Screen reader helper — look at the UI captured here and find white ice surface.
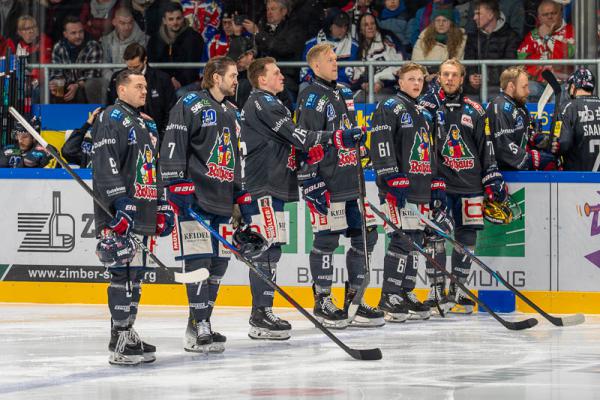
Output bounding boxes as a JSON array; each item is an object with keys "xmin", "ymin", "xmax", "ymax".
[{"xmin": 1, "ymin": 304, "xmax": 599, "ymax": 400}]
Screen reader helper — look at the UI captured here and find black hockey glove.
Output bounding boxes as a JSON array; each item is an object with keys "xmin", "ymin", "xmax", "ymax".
[
  {"xmin": 333, "ymin": 127, "xmax": 366, "ymax": 150},
  {"xmin": 166, "ymin": 179, "xmax": 196, "ymax": 217},
  {"xmin": 302, "ymin": 176, "xmax": 330, "ymax": 216},
  {"xmin": 384, "ymin": 173, "xmax": 409, "ymax": 209},
  {"xmin": 482, "ymin": 168, "xmax": 508, "ymax": 202},
  {"xmin": 155, "ymin": 199, "xmax": 175, "ymax": 237},
  {"xmin": 109, "ymin": 197, "xmax": 137, "ymax": 236},
  {"xmin": 430, "ymin": 177, "xmax": 447, "ymax": 211}
]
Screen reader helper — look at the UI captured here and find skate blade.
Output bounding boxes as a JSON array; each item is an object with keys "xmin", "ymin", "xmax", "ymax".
[
  {"xmin": 184, "ymin": 344, "xmax": 211, "ymax": 354},
  {"xmin": 349, "ymin": 316, "xmax": 386, "ymax": 328},
  {"xmin": 408, "ymin": 311, "xmax": 431, "ymax": 320},
  {"xmin": 142, "ymin": 352, "xmax": 156, "ymax": 363},
  {"xmin": 208, "ymin": 343, "xmax": 225, "ymax": 353},
  {"xmin": 449, "ymin": 304, "xmax": 474, "ymax": 314},
  {"xmin": 248, "ymin": 326, "xmax": 291, "ymax": 340},
  {"xmin": 108, "ymin": 354, "xmax": 143, "ymax": 366},
  {"xmin": 383, "ymin": 312, "xmax": 408, "ymax": 323},
  {"xmin": 314, "ymin": 316, "xmax": 348, "ymax": 329}
]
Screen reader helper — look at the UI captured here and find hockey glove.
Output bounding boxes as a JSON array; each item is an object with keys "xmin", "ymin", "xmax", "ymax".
[
  {"xmin": 235, "ymin": 190, "xmax": 252, "ymax": 205},
  {"xmin": 430, "ymin": 177, "xmax": 447, "ymax": 211},
  {"xmin": 302, "ymin": 176, "xmax": 330, "ymax": 216},
  {"xmin": 307, "ymin": 144, "xmax": 325, "ymax": 165},
  {"xmin": 527, "ymin": 149, "xmax": 557, "ymax": 171},
  {"xmin": 109, "ymin": 197, "xmax": 137, "ymax": 236},
  {"xmin": 482, "ymin": 167, "xmax": 508, "ymax": 202},
  {"xmin": 429, "ymin": 208, "xmax": 455, "ymax": 237},
  {"xmin": 384, "ymin": 173, "xmax": 409, "ymax": 209},
  {"xmin": 23, "ymin": 147, "xmax": 50, "ymax": 168},
  {"xmin": 333, "ymin": 127, "xmax": 366, "ymax": 150},
  {"xmin": 419, "ymin": 77, "xmax": 446, "ymax": 112},
  {"xmin": 155, "ymin": 199, "xmax": 175, "ymax": 237},
  {"xmin": 166, "ymin": 179, "xmax": 196, "ymax": 217}
]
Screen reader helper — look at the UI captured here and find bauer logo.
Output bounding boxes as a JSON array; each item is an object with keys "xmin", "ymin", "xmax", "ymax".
[{"xmin": 17, "ymin": 191, "xmax": 75, "ymax": 253}]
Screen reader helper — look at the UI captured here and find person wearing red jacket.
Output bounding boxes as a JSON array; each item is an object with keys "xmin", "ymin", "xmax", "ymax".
[{"xmin": 8, "ymin": 16, "xmax": 53, "ymax": 85}]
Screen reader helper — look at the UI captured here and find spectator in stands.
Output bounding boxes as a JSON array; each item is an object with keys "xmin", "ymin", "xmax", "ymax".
[
  {"xmin": 61, "ymin": 106, "xmax": 102, "ymax": 168},
  {"xmin": 101, "ymin": 7, "xmax": 147, "ymax": 80},
  {"xmin": 300, "ymin": 8, "xmax": 358, "ymax": 88},
  {"xmin": 352, "ymin": 13, "xmax": 403, "ymax": 102},
  {"xmin": 80, "ymin": 0, "xmax": 120, "ymax": 41},
  {"xmin": 463, "ymin": 0, "xmax": 520, "ymax": 100},
  {"xmin": 35, "ymin": 0, "xmax": 85, "ymax": 44},
  {"xmin": 50, "ymin": 16, "xmax": 104, "ymax": 104},
  {"xmin": 408, "ymin": 0, "xmax": 460, "ymax": 47},
  {"xmin": 9, "ymin": 15, "xmax": 52, "ymax": 104},
  {"xmin": 181, "ymin": 0, "xmax": 222, "ymax": 42},
  {"xmin": 345, "ymin": 0, "xmax": 377, "ymax": 40},
  {"xmin": 412, "ymin": 7, "xmax": 466, "ymax": 73},
  {"xmin": 245, "ymin": 0, "xmax": 304, "ymax": 99},
  {"xmin": 0, "ymin": 118, "xmax": 50, "ymax": 169},
  {"xmin": 465, "ymin": 0, "xmax": 526, "ymax": 39},
  {"xmin": 107, "ymin": 43, "xmax": 176, "ymax": 137},
  {"xmin": 225, "ymin": 33, "xmax": 256, "ymax": 108},
  {"xmin": 0, "ymin": 0, "xmax": 27, "ymax": 42},
  {"xmin": 127, "ymin": 0, "xmax": 165, "ymax": 36},
  {"xmin": 517, "ymin": 0, "xmax": 574, "ymax": 101},
  {"xmin": 205, "ymin": 9, "xmax": 252, "ymax": 60},
  {"xmin": 377, "ymin": 0, "xmax": 410, "ymax": 48},
  {"xmin": 147, "ymin": 2, "xmax": 204, "ymax": 95}
]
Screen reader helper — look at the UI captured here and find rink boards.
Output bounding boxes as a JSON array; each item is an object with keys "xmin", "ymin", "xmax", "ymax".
[{"xmin": 1, "ymin": 169, "xmax": 600, "ymax": 313}]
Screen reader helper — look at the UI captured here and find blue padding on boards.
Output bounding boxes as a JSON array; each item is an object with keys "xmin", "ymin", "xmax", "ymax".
[{"xmin": 477, "ymin": 290, "xmax": 515, "ymax": 313}]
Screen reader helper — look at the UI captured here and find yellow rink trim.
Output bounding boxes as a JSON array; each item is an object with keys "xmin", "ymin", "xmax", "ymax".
[{"xmin": 0, "ymin": 281, "xmax": 598, "ymax": 314}]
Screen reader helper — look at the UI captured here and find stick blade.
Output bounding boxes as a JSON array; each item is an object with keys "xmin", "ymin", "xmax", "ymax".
[
  {"xmin": 555, "ymin": 313, "xmax": 585, "ymax": 327},
  {"xmin": 173, "ymin": 268, "xmax": 209, "ymax": 284},
  {"xmin": 506, "ymin": 317, "xmax": 539, "ymax": 331},
  {"xmin": 349, "ymin": 348, "xmax": 383, "ymax": 361}
]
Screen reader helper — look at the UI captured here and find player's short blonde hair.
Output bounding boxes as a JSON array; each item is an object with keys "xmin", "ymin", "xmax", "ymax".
[
  {"xmin": 397, "ymin": 62, "xmax": 427, "ymax": 79},
  {"xmin": 500, "ymin": 66, "xmax": 528, "ymax": 90},
  {"xmin": 439, "ymin": 58, "xmax": 466, "ymax": 77},
  {"xmin": 307, "ymin": 43, "xmax": 335, "ymax": 69}
]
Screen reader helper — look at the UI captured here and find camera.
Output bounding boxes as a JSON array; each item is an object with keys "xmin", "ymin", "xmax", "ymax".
[{"xmin": 234, "ymin": 15, "xmax": 248, "ymax": 25}]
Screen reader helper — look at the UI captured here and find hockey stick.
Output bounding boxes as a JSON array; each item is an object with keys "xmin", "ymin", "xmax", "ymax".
[
  {"xmin": 542, "ymin": 69, "xmax": 563, "ymax": 159},
  {"xmin": 8, "ymin": 107, "xmax": 208, "ymax": 284},
  {"xmin": 408, "ymin": 203, "xmax": 584, "ymax": 327},
  {"xmin": 536, "ymin": 83, "xmax": 553, "ymax": 136},
  {"xmin": 346, "ymin": 139, "xmax": 370, "ymax": 321},
  {"xmin": 187, "ymin": 208, "xmax": 383, "ymax": 361},
  {"xmin": 368, "ymin": 202, "xmax": 538, "ymax": 331}
]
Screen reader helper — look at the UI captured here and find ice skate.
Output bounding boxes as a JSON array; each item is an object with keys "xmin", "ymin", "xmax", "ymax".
[{"xmin": 248, "ymin": 307, "xmax": 291, "ymax": 340}]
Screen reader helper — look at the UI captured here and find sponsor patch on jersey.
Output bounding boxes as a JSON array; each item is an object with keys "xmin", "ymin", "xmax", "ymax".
[
  {"xmin": 345, "ymin": 98, "xmax": 355, "ymax": 112},
  {"xmin": 340, "ymin": 87, "xmax": 353, "ymax": 98},
  {"xmin": 316, "ymin": 95, "xmax": 328, "ymax": 112},
  {"xmin": 263, "ymin": 94, "xmax": 275, "ymax": 102},
  {"xmin": 484, "ymin": 117, "xmax": 491, "ymax": 136},
  {"xmin": 326, "ymin": 103, "xmax": 336, "ymax": 121},
  {"xmin": 134, "ymin": 144, "xmax": 157, "ymax": 200},
  {"xmin": 127, "ymin": 127, "xmax": 137, "ymax": 145},
  {"xmin": 110, "ymin": 109, "xmax": 123, "ymax": 121},
  {"xmin": 201, "ymin": 108, "xmax": 217, "ymax": 127},
  {"xmin": 401, "ymin": 112, "xmax": 413, "ymax": 127},
  {"xmin": 122, "ymin": 116, "xmax": 132, "ymax": 127},
  {"xmin": 183, "ymin": 92, "xmax": 200, "ymax": 105},
  {"xmin": 461, "ymin": 114, "xmax": 473, "ymax": 128},
  {"xmin": 305, "ymin": 93, "xmax": 318, "ymax": 109},
  {"xmin": 206, "ymin": 127, "xmax": 235, "ymax": 182},
  {"xmin": 442, "ymin": 124, "xmax": 475, "ymax": 171},
  {"xmin": 503, "ymin": 102, "xmax": 513, "ymax": 113},
  {"xmin": 393, "ymin": 103, "xmax": 405, "ymax": 115},
  {"xmin": 383, "ymin": 98, "xmax": 396, "ymax": 108},
  {"xmin": 408, "ymin": 127, "xmax": 432, "ymax": 175},
  {"xmin": 515, "ymin": 115, "xmax": 524, "ymax": 130},
  {"xmin": 464, "ymin": 97, "xmax": 484, "ymax": 115}
]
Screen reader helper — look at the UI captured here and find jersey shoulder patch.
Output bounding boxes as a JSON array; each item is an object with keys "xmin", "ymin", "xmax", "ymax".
[
  {"xmin": 182, "ymin": 92, "xmax": 200, "ymax": 106},
  {"xmin": 463, "ymin": 97, "xmax": 485, "ymax": 115},
  {"xmin": 109, "ymin": 108, "xmax": 123, "ymax": 122},
  {"xmin": 502, "ymin": 101, "xmax": 513, "ymax": 114},
  {"xmin": 303, "ymin": 92, "xmax": 319, "ymax": 109},
  {"xmin": 339, "ymin": 86, "xmax": 353, "ymax": 99}
]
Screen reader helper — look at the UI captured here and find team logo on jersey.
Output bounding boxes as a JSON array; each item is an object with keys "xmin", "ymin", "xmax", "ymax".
[
  {"xmin": 515, "ymin": 115, "xmax": 524, "ymax": 130},
  {"xmin": 135, "ymin": 144, "xmax": 157, "ymax": 200},
  {"xmin": 337, "ymin": 148, "xmax": 358, "ymax": 167},
  {"xmin": 326, "ymin": 103, "xmax": 336, "ymax": 121},
  {"xmin": 442, "ymin": 124, "xmax": 475, "ymax": 171},
  {"xmin": 127, "ymin": 128, "xmax": 137, "ymax": 145},
  {"xmin": 401, "ymin": 112, "xmax": 413, "ymax": 127},
  {"xmin": 206, "ymin": 127, "xmax": 235, "ymax": 182},
  {"xmin": 287, "ymin": 146, "xmax": 297, "ymax": 171},
  {"xmin": 409, "ymin": 127, "xmax": 432, "ymax": 175},
  {"xmin": 201, "ymin": 109, "xmax": 217, "ymax": 127}
]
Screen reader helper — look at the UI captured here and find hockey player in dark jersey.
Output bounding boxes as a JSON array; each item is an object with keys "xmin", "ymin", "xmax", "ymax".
[
  {"xmin": 418, "ymin": 59, "xmax": 506, "ymax": 314},
  {"xmin": 92, "ymin": 70, "xmax": 174, "ymax": 366},
  {"xmin": 487, "ymin": 66, "xmax": 556, "ymax": 171},
  {"xmin": 296, "ymin": 43, "xmax": 384, "ymax": 329},
  {"xmin": 160, "ymin": 56, "xmax": 243, "ymax": 353},
  {"xmin": 240, "ymin": 56, "xmax": 366, "ymax": 338},
  {"xmin": 556, "ymin": 67, "xmax": 600, "ymax": 171},
  {"xmin": 0, "ymin": 117, "xmax": 51, "ymax": 168},
  {"xmin": 370, "ymin": 62, "xmax": 448, "ymax": 322}
]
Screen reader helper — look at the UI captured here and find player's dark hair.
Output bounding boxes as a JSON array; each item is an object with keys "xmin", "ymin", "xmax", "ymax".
[
  {"xmin": 116, "ymin": 69, "xmax": 144, "ymax": 89},
  {"xmin": 162, "ymin": 2, "xmax": 183, "ymax": 17},
  {"xmin": 63, "ymin": 15, "xmax": 82, "ymax": 31},
  {"xmin": 201, "ymin": 56, "xmax": 236, "ymax": 89},
  {"xmin": 473, "ymin": 0, "xmax": 500, "ymax": 19},
  {"xmin": 248, "ymin": 57, "xmax": 276, "ymax": 88},
  {"xmin": 123, "ymin": 43, "xmax": 147, "ymax": 62}
]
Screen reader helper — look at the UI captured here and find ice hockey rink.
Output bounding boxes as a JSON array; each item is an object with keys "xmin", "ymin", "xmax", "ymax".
[{"xmin": 1, "ymin": 304, "xmax": 599, "ymax": 400}]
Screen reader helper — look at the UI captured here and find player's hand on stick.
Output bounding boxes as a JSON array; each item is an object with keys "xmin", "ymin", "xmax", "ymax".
[{"xmin": 166, "ymin": 179, "xmax": 196, "ymax": 217}]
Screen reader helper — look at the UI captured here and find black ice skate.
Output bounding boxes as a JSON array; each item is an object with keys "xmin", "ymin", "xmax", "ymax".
[
  {"xmin": 208, "ymin": 320, "xmax": 226, "ymax": 353},
  {"xmin": 377, "ymin": 292, "xmax": 409, "ymax": 323},
  {"xmin": 423, "ymin": 283, "xmax": 446, "ymax": 316},
  {"xmin": 248, "ymin": 307, "xmax": 291, "ymax": 340},
  {"xmin": 184, "ymin": 319, "xmax": 213, "ymax": 353},
  {"xmin": 313, "ymin": 291, "xmax": 348, "ymax": 329},
  {"xmin": 344, "ymin": 282, "xmax": 385, "ymax": 328},
  {"xmin": 443, "ymin": 284, "xmax": 475, "ymax": 314},
  {"xmin": 401, "ymin": 290, "xmax": 432, "ymax": 320},
  {"xmin": 108, "ymin": 328, "xmax": 143, "ymax": 366},
  {"xmin": 127, "ymin": 327, "xmax": 156, "ymax": 363}
]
